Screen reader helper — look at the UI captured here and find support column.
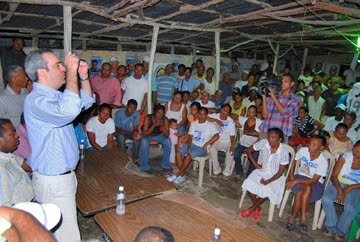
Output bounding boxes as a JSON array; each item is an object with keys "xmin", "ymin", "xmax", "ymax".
[
  {"xmin": 117, "ymin": 43, "xmax": 122, "ymax": 52},
  {"xmin": 32, "ymin": 37, "xmax": 38, "ymax": 49},
  {"xmin": 147, "ymin": 25, "xmax": 159, "ymax": 114},
  {"xmin": 82, "ymin": 39, "xmax": 87, "ymax": 51},
  {"xmin": 273, "ymin": 44, "xmax": 279, "ymax": 75},
  {"xmin": 170, "ymin": 45, "xmax": 175, "ymax": 55},
  {"xmin": 301, "ymin": 47, "xmax": 308, "ymax": 74},
  {"xmin": 63, "ymin": 6, "xmax": 72, "ymax": 54},
  {"xmin": 215, "ymin": 31, "xmax": 220, "ymax": 90}
]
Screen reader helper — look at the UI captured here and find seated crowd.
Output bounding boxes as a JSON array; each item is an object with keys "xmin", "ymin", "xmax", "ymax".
[{"xmin": 0, "ymin": 45, "xmax": 360, "ymax": 240}]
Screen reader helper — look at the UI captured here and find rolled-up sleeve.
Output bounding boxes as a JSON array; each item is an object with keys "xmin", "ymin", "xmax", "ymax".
[{"xmin": 80, "ymin": 89, "xmax": 95, "ymax": 110}]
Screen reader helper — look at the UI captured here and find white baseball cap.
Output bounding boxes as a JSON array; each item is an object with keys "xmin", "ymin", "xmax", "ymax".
[
  {"xmin": 13, "ymin": 202, "xmax": 61, "ymax": 230},
  {"xmin": 110, "ymin": 56, "xmax": 118, "ymax": 62},
  {"xmin": 143, "ymin": 56, "xmax": 150, "ymax": 62}
]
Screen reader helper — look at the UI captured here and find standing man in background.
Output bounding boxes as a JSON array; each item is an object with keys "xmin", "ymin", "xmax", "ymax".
[
  {"xmin": 24, "ymin": 50, "xmax": 94, "ymax": 242},
  {"xmin": 0, "ymin": 38, "xmax": 26, "ymax": 88}
]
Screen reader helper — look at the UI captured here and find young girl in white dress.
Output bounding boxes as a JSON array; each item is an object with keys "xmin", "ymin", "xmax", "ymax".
[{"xmin": 240, "ymin": 127, "xmax": 290, "ymax": 222}]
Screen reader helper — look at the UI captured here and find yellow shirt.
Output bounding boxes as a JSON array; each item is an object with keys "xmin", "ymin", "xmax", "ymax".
[{"xmin": 229, "ymin": 100, "xmax": 246, "ymax": 116}]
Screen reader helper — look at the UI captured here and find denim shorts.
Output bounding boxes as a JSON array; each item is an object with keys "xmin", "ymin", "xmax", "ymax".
[
  {"xmin": 179, "ymin": 143, "xmax": 207, "ymax": 158},
  {"xmin": 292, "ymin": 174, "xmax": 324, "ymax": 203}
]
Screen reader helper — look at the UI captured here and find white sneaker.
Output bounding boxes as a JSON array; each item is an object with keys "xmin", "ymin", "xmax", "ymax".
[
  {"xmin": 173, "ymin": 176, "xmax": 186, "ymax": 184},
  {"xmin": 167, "ymin": 175, "xmax": 177, "ymax": 182}
]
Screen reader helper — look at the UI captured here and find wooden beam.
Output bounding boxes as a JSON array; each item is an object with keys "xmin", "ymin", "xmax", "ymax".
[
  {"xmin": 279, "ymin": 45, "xmax": 293, "ymax": 59},
  {"xmin": 199, "ymin": 0, "xmax": 312, "ymax": 27},
  {"xmin": 113, "ymin": 0, "xmax": 161, "ymax": 18},
  {"xmin": 315, "ymin": 2, "xmax": 360, "ymax": 18},
  {"xmin": 261, "ymin": 14, "xmax": 360, "ymax": 26},
  {"xmin": 0, "ymin": 2, "xmax": 19, "ymax": 24},
  {"xmin": 147, "ymin": 25, "xmax": 159, "ymax": 113},
  {"xmin": 245, "ymin": 0, "xmax": 272, "ymax": 8},
  {"xmin": 63, "ymin": 6, "xmax": 72, "ymax": 53},
  {"xmin": 107, "ymin": 0, "xmax": 131, "ymax": 13},
  {"xmin": 155, "ymin": 0, "xmax": 224, "ymax": 22},
  {"xmin": 215, "ymin": 31, "xmax": 220, "ymax": 90},
  {"xmin": 32, "ymin": 36, "xmax": 38, "ymax": 48},
  {"xmin": 220, "ymin": 39, "xmax": 255, "ymax": 52}
]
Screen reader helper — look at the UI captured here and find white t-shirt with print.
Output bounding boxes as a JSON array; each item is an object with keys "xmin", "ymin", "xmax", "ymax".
[
  {"xmin": 295, "ymin": 147, "xmax": 328, "ymax": 184},
  {"xmin": 121, "ymin": 76, "xmax": 148, "ymax": 110},
  {"xmin": 189, "ymin": 120, "xmax": 218, "ymax": 147},
  {"xmin": 86, "ymin": 116, "xmax": 115, "ymax": 148},
  {"xmin": 208, "ymin": 113, "xmax": 235, "ymax": 142}
]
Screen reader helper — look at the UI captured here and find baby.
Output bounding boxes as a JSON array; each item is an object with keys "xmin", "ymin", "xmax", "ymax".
[{"xmin": 169, "ymin": 119, "xmax": 178, "ymax": 167}]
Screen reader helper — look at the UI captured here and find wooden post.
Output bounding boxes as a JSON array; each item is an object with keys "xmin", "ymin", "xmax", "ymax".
[
  {"xmin": 215, "ymin": 31, "xmax": 220, "ymax": 90},
  {"xmin": 82, "ymin": 39, "xmax": 87, "ymax": 51},
  {"xmin": 63, "ymin": 6, "xmax": 72, "ymax": 54},
  {"xmin": 273, "ymin": 44, "xmax": 279, "ymax": 75},
  {"xmin": 117, "ymin": 43, "xmax": 122, "ymax": 52},
  {"xmin": 170, "ymin": 45, "xmax": 175, "ymax": 55},
  {"xmin": 147, "ymin": 25, "xmax": 159, "ymax": 114},
  {"xmin": 32, "ymin": 37, "xmax": 38, "ymax": 48},
  {"xmin": 192, "ymin": 44, "xmax": 197, "ymax": 56},
  {"xmin": 301, "ymin": 47, "xmax": 308, "ymax": 74}
]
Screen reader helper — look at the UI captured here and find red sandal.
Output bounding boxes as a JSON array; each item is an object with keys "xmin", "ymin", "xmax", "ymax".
[
  {"xmin": 252, "ymin": 209, "xmax": 262, "ymax": 222},
  {"xmin": 239, "ymin": 209, "xmax": 252, "ymax": 218}
]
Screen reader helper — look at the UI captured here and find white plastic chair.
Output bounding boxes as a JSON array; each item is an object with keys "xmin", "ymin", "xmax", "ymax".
[
  {"xmin": 279, "ymin": 150, "xmax": 335, "ymax": 230},
  {"xmin": 239, "ymin": 144, "xmax": 295, "ymax": 222},
  {"xmin": 192, "ymin": 146, "xmax": 212, "ymax": 188}
]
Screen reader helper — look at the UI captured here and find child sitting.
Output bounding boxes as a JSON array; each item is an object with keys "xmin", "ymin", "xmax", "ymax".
[
  {"xmin": 240, "ymin": 128, "xmax": 289, "ymax": 222},
  {"xmin": 169, "ymin": 119, "xmax": 178, "ymax": 168},
  {"xmin": 328, "ymin": 123, "xmax": 354, "ymax": 156},
  {"xmin": 289, "ymin": 106, "xmax": 324, "ymax": 148},
  {"xmin": 285, "ymin": 135, "xmax": 328, "ymax": 233}
]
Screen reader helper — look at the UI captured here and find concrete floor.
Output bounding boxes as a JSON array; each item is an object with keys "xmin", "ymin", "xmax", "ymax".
[{"xmin": 78, "ymin": 147, "xmax": 347, "ymax": 242}]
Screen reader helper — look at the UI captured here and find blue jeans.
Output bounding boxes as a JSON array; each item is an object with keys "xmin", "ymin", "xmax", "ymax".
[
  {"xmin": 179, "ymin": 143, "xmax": 206, "ymax": 158},
  {"xmin": 234, "ymin": 144, "xmax": 259, "ymax": 177},
  {"xmin": 115, "ymin": 133, "xmax": 140, "ymax": 161},
  {"xmin": 140, "ymin": 133, "xmax": 171, "ymax": 171},
  {"xmin": 321, "ymin": 183, "xmax": 360, "ymax": 236}
]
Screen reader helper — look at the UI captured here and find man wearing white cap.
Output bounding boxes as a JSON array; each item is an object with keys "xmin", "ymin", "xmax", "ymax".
[
  {"xmin": 234, "ymin": 70, "xmax": 249, "ymax": 90},
  {"xmin": 110, "ymin": 56, "xmax": 119, "ymax": 77},
  {"xmin": 323, "ymin": 104, "xmax": 346, "ymax": 131},
  {"xmin": 121, "ymin": 63, "xmax": 148, "ymax": 114},
  {"xmin": 242, "ymin": 86, "xmax": 258, "ymax": 111}
]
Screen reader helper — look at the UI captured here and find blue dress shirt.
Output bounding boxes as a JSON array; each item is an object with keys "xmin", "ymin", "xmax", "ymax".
[{"xmin": 24, "ymin": 83, "xmax": 94, "ymax": 175}]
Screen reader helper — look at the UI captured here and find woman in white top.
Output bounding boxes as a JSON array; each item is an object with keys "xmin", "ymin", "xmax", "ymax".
[
  {"xmin": 234, "ymin": 105, "xmax": 262, "ymax": 178},
  {"xmin": 321, "ymin": 141, "xmax": 360, "ymax": 241},
  {"xmin": 165, "ymin": 91, "xmax": 187, "ymax": 133},
  {"xmin": 207, "ymin": 104, "xmax": 236, "ymax": 177},
  {"xmin": 200, "ymin": 67, "xmax": 216, "ymax": 96},
  {"xmin": 240, "ymin": 128, "xmax": 289, "ymax": 222},
  {"xmin": 307, "ymin": 84, "xmax": 325, "ymax": 121}
]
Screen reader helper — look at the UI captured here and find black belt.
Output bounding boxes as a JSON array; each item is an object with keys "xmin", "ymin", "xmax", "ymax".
[{"xmin": 59, "ymin": 170, "xmax": 72, "ymax": 175}]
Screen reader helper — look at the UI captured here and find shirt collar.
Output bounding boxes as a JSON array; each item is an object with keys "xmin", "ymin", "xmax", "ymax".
[
  {"xmin": 6, "ymin": 85, "xmax": 27, "ymax": 95},
  {"xmin": 0, "ymin": 151, "xmax": 15, "ymax": 159},
  {"xmin": 32, "ymin": 82, "xmax": 61, "ymax": 97}
]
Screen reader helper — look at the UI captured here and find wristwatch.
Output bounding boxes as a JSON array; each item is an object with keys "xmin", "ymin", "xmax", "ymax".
[{"xmin": 80, "ymin": 77, "xmax": 89, "ymax": 82}]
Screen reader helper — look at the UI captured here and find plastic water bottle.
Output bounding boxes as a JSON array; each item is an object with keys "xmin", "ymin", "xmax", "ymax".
[
  {"xmin": 79, "ymin": 139, "xmax": 85, "ymax": 160},
  {"xmin": 116, "ymin": 186, "xmax": 125, "ymax": 215},
  {"xmin": 211, "ymin": 228, "xmax": 221, "ymax": 242}
]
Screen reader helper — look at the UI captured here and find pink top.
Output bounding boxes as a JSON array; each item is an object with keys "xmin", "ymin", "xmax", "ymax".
[
  {"xmin": 328, "ymin": 135, "xmax": 353, "ymax": 156},
  {"xmin": 14, "ymin": 124, "xmax": 32, "ymax": 159},
  {"xmin": 169, "ymin": 128, "xmax": 178, "ymax": 145},
  {"xmin": 91, "ymin": 75, "xmax": 122, "ymax": 105}
]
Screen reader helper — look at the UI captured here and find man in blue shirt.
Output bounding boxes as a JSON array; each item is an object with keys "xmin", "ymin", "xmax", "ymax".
[
  {"xmin": 178, "ymin": 67, "xmax": 201, "ymax": 93},
  {"xmin": 154, "ymin": 64, "xmax": 178, "ymax": 105},
  {"xmin": 24, "ymin": 50, "xmax": 94, "ymax": 242},
  {"xmin": 114, "ymin": 99, "xmax": 140, "ymax": 162}
]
